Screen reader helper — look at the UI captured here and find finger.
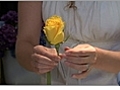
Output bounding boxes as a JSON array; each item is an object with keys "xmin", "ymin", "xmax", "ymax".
[
  {"xmin": 64, "ymin": 46, "xmax": 71, "ymax": 51},
  {"xmin": 32, "ymin": 53, "xmax": 58, "ymax": 66},
  {"xmin": 31, "ymin": 59, "xmax": 54, "ymax": 75},
  {"xmin": 59, "ymin": 53, "xmax": 66, "ymax": 59},
  {"xmin": 33, "ymin": 45, "xmax": 47, "ymax": 54},
  {"xmin": 65, "ymin": 61, "xmax": 89, "ymax": 71},
  {"xmin": 72, "ymin": 66, "xmax": 92, "ymax": 79},
  {"xmin": 65, "ymin": 51, "xmax": 89, "ymax": 57},
  {"xmin": 65, "ymin": 49, "xmax": 95, "ymax": 57},
  {"xmin": 65, "ymin": 55, "xmax": 91, "ymax": 64},
  {"xmin": 34, "ymin": 45, "xmax": 56, "ymax": 56},
  {"xmin": 32, "ymin": 60, "xmax": 55, "ymax": 69},
  {"xmin": 34, "ymin": 45, "xmax": 60, "ymax": 62},
  {"xmin": 65, "ymin": 52, "xmax": 97, "ymax": 64}
]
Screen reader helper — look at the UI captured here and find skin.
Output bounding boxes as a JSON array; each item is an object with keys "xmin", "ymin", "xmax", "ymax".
[
  {"xmin": 16, "ymin": 1, "xmax": 120, "ymax": 79},
  {"xmin": 63, "ymin": 44, "xmax": 120, "ymax": 79},
  {"xmin": 16, "ymin": 1, "xmax": 60, "ymax": 73}
]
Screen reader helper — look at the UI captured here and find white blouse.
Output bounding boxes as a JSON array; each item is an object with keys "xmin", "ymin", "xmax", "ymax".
[{"xmin": 42, "ymin": 1, "xmax": 120, "ymax": 85}]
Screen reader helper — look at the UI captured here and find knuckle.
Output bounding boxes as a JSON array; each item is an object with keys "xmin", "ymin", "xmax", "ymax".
[{"xmin": 51, "ymin": 54, "xmax": 57, "ymax": 59}]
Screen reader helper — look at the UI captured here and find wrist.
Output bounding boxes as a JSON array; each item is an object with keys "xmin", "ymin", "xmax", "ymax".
[{"xmin": 92, "ymin": 47, "xmax": 101, "ymax": 68}]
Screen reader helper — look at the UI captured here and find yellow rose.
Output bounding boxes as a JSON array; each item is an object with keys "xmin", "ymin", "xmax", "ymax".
[
  {"xmin": 43, "ymin": 15, "xmax": 65, "ymax": 45},
  {"xmin": 43, "ymin": 15, "xmax": 66, "ymax": 85}
]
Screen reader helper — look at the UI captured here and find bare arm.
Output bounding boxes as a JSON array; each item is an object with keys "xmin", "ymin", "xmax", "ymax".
[
  {"xmin": 16, "ymin": 1, "xmax": 42, "ymax": 72},
  {"xmin": 93, "ymin": 47, "xmax": 120, "ymax": 73},
  {"xmin": 64, "ymin": 44, "xmax": 120, "ymax": 79}
]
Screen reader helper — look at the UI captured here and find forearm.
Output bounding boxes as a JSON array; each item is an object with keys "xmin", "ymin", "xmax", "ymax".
[
  {"xmin": 93, "ymin": 47, "xmax": 120, "ymax": 73},
  {"xmin": 16, "ymin": 40, "xmax": 36, "ymax": 72},
  {"xmin": 16, "ymin": 1, "xmax": 42, "ymax": 72}
]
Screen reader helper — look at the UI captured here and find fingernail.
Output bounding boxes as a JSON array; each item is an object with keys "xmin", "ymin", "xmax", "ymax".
[{"xmin": 72, "ymin": 75, "xmax": 76, "ymax": 78}]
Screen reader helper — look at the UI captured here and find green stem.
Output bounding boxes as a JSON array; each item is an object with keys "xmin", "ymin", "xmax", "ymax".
[
  {"xmin": 55, "ymin": 44, "xmax": 66, "ymax": 78},
  {"xmin": 55, "ymin": 44, "xmax": 60, "ymax": 55},
  {"xmin": 47, "ymin": 71, "xmax": 51, "ymax": 85},
  {"xmin": 46, "ymin": 44, "xmax": 60, "ymax": 85}
]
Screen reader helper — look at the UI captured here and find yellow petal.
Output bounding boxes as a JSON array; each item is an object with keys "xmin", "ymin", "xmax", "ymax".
[
  {"xmin": 43, "ymin": 26, "xmax": 57, "ymax": 42},
  {"xmin": 43, "ymin": 15, "xmax": 65, "ymax": 45},
  {"xmin": 51, "ymin": 32, "xmax": 64, "ymax": 45}
]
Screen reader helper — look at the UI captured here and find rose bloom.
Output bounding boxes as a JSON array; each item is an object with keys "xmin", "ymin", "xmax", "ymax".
[{"xmin": 43, "ymin": 15, "xmax": 65, "ymax": 45}]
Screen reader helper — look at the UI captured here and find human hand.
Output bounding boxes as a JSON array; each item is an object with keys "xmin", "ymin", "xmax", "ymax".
[
  {"xmin": 63, "ymin": 44, "xmax": 97, "ymax": 79},
  {"xmin": 31, "ymin": 45, "xmax": 61, "ymax": 74}
]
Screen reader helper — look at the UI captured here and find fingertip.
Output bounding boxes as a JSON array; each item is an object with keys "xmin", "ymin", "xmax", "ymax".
[
  {"xmin": 31, "ymin": 52, "xmax": 37, "ymax": 56},
  {"xmin": 59, "ymin": 53, "xmax": 63, "ymax": 57},
  {"xmin": 33, "ymin": 45, "xmax": 39, "ymax": 50},
  {"xmin": 72, "ymin": 75, "xmax": 76, "ymax": 78},
  {"xmin": 64, "ymin": 46, "xmax": 70, "ymax": 51},
  {"xmin": 58, "ymin": 53, "xmax": 62, "ymax": 56},
  {"xmin": 59, "ymin": 53, "xmax": 66, "ymax": 59},
  {"xmin": 54, "ymin": 55, "xmax": 61, "ymax": 61}
]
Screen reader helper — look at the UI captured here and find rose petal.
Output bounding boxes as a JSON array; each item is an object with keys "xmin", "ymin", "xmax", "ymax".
[{"xmin": 51, "ymin": 32, "xmax": 64, "ymax": 45}]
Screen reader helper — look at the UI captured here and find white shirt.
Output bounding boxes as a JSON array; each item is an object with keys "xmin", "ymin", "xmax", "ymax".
[{"xmin": 42, "ymin": 1, "xmax": 120, "ymax": 85}]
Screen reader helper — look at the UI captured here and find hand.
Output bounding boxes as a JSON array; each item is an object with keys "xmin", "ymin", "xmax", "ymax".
[
  {"xmin": 63, "ymin": 44, "xmax": 97, "ymax": 79},
  {"xmin": 31, "ymin": 45, "xmax": 61, "ymax": 74}
]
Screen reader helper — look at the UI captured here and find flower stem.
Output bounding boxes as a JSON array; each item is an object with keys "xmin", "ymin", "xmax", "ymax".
[
  {"xmin": 55, "ymin": 44, "xmax": 66, "ymax": 78},
  {"xmin": 55, "ymin": 44, "xmax": 60, "ymax": 55},
  {"xmin": 47, "ymin": 71, "xmax": 51, "ymax": 85},
  {"xmin": 46, "ymin": 44, "xmax": 60, "ymax": 85}
]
